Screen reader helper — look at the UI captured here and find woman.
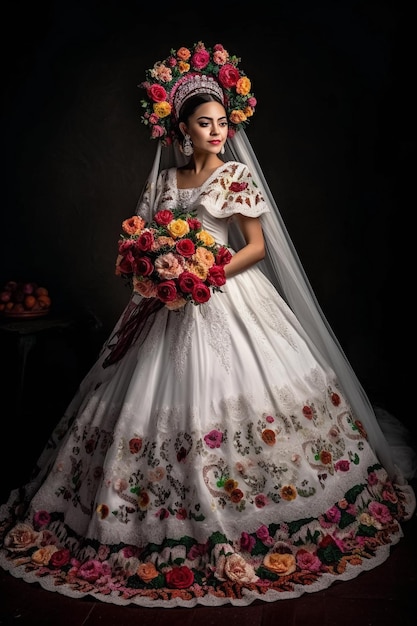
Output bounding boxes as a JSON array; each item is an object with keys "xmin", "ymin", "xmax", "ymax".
[{"xmin": 0, "ymin": 41, "xmax": 415, "ymax": 608}]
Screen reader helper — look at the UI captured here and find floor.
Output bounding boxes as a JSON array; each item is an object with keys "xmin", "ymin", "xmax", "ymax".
[{"xmin": 0, "ymin": 321, "xmax": 416, "ymax": 625}]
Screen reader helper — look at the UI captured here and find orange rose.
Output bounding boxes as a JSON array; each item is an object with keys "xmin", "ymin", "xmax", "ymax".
[
  {"xmin": 263, "ymin": 552, "xmax": 296, "ymax": 576},
  {"xmin": 320, "ymin": 450, "xmax": 332, "ymax": 465},
  {"xmin": 280, "ymin": 485, "xmax": 297, "ymax": 501},
  {"xmin": 122, "ymin": 215, "xmax": 145, "ymax": 236},
  {"xmin": 236, "ymin": 76, "xmax": 251, "ymax": 96},
  {"xmin": 137, "ymin": 562, "xmax": 159, "ymax": 583},
  {"xmin": 229, "ymin": 109, "xmax": 247, "ymax": 125},
  {"xmin": 31, "ymin": 545, "xmax": 59, "ymax": 566},
  {"xmin": 177, "ymin": 47, "xmax": 191, "ymax": 61}
]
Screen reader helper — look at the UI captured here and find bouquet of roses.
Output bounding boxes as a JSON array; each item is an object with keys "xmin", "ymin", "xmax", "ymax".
[{"xmin": 115, "ymin": 208, "xmax": 232, "ymax": 310}]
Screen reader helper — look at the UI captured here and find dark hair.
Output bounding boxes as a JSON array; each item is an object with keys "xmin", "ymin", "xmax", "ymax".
[{"xmin": 175, "ymin": 93, "xmax": 226, "ymax": 142}]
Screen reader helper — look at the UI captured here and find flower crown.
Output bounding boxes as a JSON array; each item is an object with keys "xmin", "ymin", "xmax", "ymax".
[{"xmin": 139, "ymin": 41, "xmax": 257, "ymax": 145}]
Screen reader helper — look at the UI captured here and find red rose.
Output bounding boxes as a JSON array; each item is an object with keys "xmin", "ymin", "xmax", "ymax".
[
  {"xmin": 50, "ymin": 548, "xmax": 71, "ymax": 568},
  {"xmin": 157, "ymin": 280, "xmax": 178, "ymax": 303},
  {"xmin": 229, "ymin": 182, "xmax": 248, "ymax": 192},
  {"xmin": 191, "ymin": 282, "xmax": 211, "ymax": 304},
  {"xmin": 129, "ymin": 437, "xmax": 143, "ymax": 454},
  {"xmin": 331, "ymin": 392, "xmax": 341, "ymax": 406},
  {"xmin": 135, "ymin": 256, "xmax": 154, "ymax": 277},
  {"xmin": 147, "ymin": 84, "xmax": 168, "ymax": 102},
  {"xmin": 176, "ymin": 238, "xmax": 196, "ymax": 257},
  {"xmin": 207, "ymin": 265, "xmax": 226, "ymax": 287},
  {"xmin": 154, "ymin": 209, "xmax": 174, "ymax": 226},
  {"xmin": 218, "ymin": 63, "xmax": 240, "ymax": 89},
  {"xmin": 191, "ymin": 50, "xmax": 210, "ymax": 70},
  {"xmin": 302, "ymin": 405, "xmax": 313, "ymax": 419},
  {"xmin": 118, "ymin": 238, "xmax": 136, "ymax": 254},
  {"xmin": 165, "ymin": 565, "xmax": 194, "ymax": 589},
  {"xmin": 187, "ymin": 217, "xmax": 201, "ymax": 230},
  {"xmin": 230, "ymin": 488, "xmax": 244, "ymax": 503},
  {"xmin": 117, "ymin": 252, "xmax": 135, "ymax": 275},
  {"xmin": 137, "ymin": 231, "xmax": 155, "ymax": 252},
  {"xmin": 178, "ymin": 271, "xmax": 201, "ymax": 293},
  {"xmin": 215, "ymin": 246, "xmax": 232, "ymax": 266}
]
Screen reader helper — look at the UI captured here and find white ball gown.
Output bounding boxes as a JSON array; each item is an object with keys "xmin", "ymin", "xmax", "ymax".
[{"xmin": 0, "ymin": 162, "xmax": 414, "ymax": 607}]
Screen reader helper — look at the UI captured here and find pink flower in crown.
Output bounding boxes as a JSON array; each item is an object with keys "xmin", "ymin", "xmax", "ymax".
[
  {"xmin": 218, "ymin": 63, "xmax": 240, "ymax": 89},
  {"xmin": 151, "ymin": 125, "xmax": 165, "ymax": 138},
  {"xmin": 152, "ymin": 63, "xmax": 172, "ymax": 82},
  {"xmin": 213, "ymin": 48, "xmax": 229, "ymax": 65},
  {"xmin": 191, "ymin": 48, "xmax": 210, "ymax": 70},
  {"xmin": 167, "ymin": 56, "xmax": 177, "ymax": 67},
  {"xmin": 248, "ymin": 96, "xmax": 257, "ymax": 107},
  {"xmin": 147, "ymin": 84, "xmax": 168, "ymax": 103}
]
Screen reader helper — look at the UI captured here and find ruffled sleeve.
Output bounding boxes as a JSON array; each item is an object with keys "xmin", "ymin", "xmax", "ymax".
[{"xmin": 200, "ymin": 162, "xmax": 270, "ymax": 219}]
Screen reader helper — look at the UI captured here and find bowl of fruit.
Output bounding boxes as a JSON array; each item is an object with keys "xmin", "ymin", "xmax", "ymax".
[{"xmin": 0, "ymin": 281, "xmax": 52, "ymax": 318}]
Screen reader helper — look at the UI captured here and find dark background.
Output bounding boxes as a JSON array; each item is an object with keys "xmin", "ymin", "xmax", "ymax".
[{"xmin": 0, "ymin": 1, "xmax": 413, "ymax": 445}]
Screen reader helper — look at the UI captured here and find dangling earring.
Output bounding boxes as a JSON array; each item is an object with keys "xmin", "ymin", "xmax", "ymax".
[
  {"xmin": 182, "ymin": 134, "xmax": 194, "ymax": 156},
  {"xmin": 220, "ymin": 145, "xmax": 225, "ymax": 155}
]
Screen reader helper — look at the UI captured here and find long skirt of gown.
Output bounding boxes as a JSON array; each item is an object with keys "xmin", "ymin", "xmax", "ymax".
[{"xmin": 0, "ymin": 263, "xmax": 413, "ymax": 607}]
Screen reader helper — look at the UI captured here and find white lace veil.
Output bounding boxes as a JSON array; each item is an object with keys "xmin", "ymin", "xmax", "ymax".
[{"xmin": 136, "ymin": 131, "xmax": 414, "ymax": 484}]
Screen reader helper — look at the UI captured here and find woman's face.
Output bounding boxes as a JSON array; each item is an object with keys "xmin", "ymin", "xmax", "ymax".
[{"xmin": 183, "ymin": 101, "xmax": 228, "ymax": 155}]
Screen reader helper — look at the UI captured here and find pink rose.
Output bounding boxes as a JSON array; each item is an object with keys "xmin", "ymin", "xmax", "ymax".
[
  {"xmin": 335, "ymin": 459, "xmax": 350, "ymax": 472},
  {"xmin": 191, "ymin": 49, "xmax": 210, "ymax": 70},
  {"xmin": 78, "ymin": 559, "xmax": 107, "ymax": 583},
  {"xmin": 151, "ymin": 125, "xmax": 165, "ymax": 138},
  {"xmin": 296, "ymin": 549, "xmax": 322, "ymax": 572},
  {"xmin": 204, "ymin": 429, "xmax": 223, "ymax": 448},
  {"xmin": 368, "ymin": 501, "xmax": 392, "ymax": 524},
  {"xmin": 247, "ymin": 96, "xmax": 257, "ymax": 107},
  {"xmin": 155, "ymin": 252, "xmax": 185, "ymax": 279},
  {"xmin": 218, "ymin": 63, "xmax": 240, "ymax": 89},
  {"xmin": 133, "ymin": 277, "xmax": 157, "ymax": 298},
  {"xmin": 33, "ymin": 510, "xmax": 51, "ymax": 530},
  {"xmin": 240, "ymin": 532, "xmax": 256, "ymax": 552},
  {"xmin": 147, "ymin": 84, "xmax": 168, "ymax": 102}
]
